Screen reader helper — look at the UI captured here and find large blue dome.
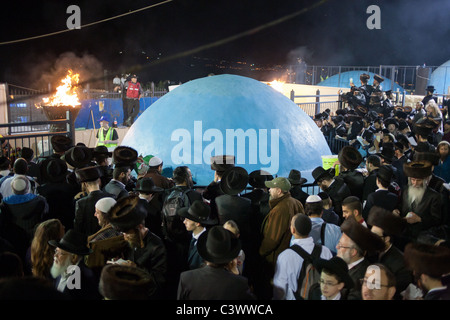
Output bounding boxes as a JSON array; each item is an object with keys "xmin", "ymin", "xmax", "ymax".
[
  {"xmin": 121, "ymin": 74, "xmax": 331, "ymax": 186},
  {"xmin": 430, "ymin": 60, "xmax": 450, "ymax": 94}
]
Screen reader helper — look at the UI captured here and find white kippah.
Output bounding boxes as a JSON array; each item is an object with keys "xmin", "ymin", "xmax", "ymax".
[
  {"xmin": 11, "ymin": 175, "xmax": 30, "ymax": 195},
  {"xmin": 148, "ymin": 156, "xmax": 162, "ymax": 167},
  {"xmin": 95, "ymin": 197, "xmax": 117, "ymax": 214},
  {"xmin": 306, "ymin": 195, "xmax": 322, "ymax": 203}
]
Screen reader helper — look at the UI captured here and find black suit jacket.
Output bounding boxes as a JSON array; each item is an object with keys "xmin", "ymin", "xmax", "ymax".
[
  {"xmin": 177, "ymin": 265, "xmax": 255, "ymax": 300},
  {"xmin": 362, "ymin": 169, "xmax": 378, "ymax": 201},
  {"xmin": 346, "ymin": 258, "xmax": 371, "ymax": 300},
  {"xmin": 324, "ymin": 178, "xmax": 352, "ymax": 219},
  {"xmin": 74, "ymin": 190, "xmax": 114, "ymax": 236},
  {"xmin": 379, "ymin": 244, "xmax": 413, "ymax": 300},
  {"xmin": 400, "ymin": 187, "xmax": 442, "ymax": 241}
]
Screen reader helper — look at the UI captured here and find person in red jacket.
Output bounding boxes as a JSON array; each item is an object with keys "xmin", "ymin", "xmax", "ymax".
[{"xmin": 124, "ymin": 74, "xmax": 143, "ymax": 127}]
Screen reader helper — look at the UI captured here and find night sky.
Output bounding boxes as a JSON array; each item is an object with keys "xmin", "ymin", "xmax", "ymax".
[{"xmin": 1, "ymin": 0, "xmax": 449, "ymax": 89}]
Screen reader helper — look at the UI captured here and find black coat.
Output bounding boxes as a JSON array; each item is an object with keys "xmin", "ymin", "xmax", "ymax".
[
  {"xmin": 379, "ymin": 244, "xmax": 413, "ymax": 300},
  {"xmin": 290, "ymin": 185, "xmax": 310, "ymax": 207},
  {"xmin": 73, "ymin": 190, "xmax": 114, "ymax": 236},
  {"xmin": 337, "ymin": 170, "xmax": 365, "ymax": 200},
  {"xmin": 53, "ymin": 259, "xmax": 101, "ymax": 300},
  {"xmin": 323, "ymin": 178, "xmax": 352, "ymax": 219},
  {"xmin": 362, "ymin": 169, "xmax": 379, "ymax": 201},
  {"xmin": 103, "ymin": 180, "xmax": 129, "ymax": 200},
  {"xmin": 177, "ymin": 265, "xmax": 256, "ymax": 300},
  {"xmin": 36, "ymin": 181, "xmax": 78, "ymax": 230}
]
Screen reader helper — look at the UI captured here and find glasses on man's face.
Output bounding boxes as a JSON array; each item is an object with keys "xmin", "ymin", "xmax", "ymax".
[
  {"xmin": 319, "ymin": 279, "xmax": 340, "ymax": 287},
  {"xmin": 359, "ymin": 278, "xmax": 390, "ymax": 290},
  {"xmin": 336, "ymin": 242, "xmax": 354, "ymax": 250}
]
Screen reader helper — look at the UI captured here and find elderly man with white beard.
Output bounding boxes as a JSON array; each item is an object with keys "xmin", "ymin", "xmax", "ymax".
[
  {"xmin": 48, "ymin": 229, "xmax": 102, "ymax": 300},
  {"xmin": 393, "ymin": 161, "xmax": 442, "ymax": 250}
]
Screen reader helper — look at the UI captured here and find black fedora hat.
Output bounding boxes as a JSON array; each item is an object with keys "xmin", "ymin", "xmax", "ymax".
[
  {"xmin": 288, "ymin": 169, "xmax": 307, "ymax": 185},
  {"xmin": 39, "ymin": 157, "xmax": 68, "ymax": 183},
  {"xmin": 197, "ymin": 226, "xmax": 241, "ymax": 264},
  {"xmin": 376, "ymin": 142, "xmax": 395, "ymax": 163},
  {"xmin": 75, "ymin": 165, "xmax": 102, "ymax": 183},
  {"xmin": 133, "ymin": 177, "xmax": 164, "ymax": 194},
  {"xmin": 177, "ymin": 200, "xmax": 217, "ymax": 225},
  {"xmin": 425, "ymin": 85, "xmax": 435, "ymax": 92},
  {"xmin": 312, "ymin": 166, "xmax": 333, "ymax": 184},
  {"xmin": 220, "ymin": 166, "xmax": 248, "ymax": 195},
  {"xmin": 51, "ymin": 135, "xmax": 73, "ymax": 153},
  {"xmin": 61, "ymin": 146, "xmax": 93, "ymax": 169},
  {"xmin": 92, "ymin": 145, "xmax": 112, "ymax": 158},
  {"xmin": 373, "ymin": 74, "xmax": 384, "ymax": 83},
  {"xmin": 338, "ymin": 145, "xmax": 362, "ymax": 170},
  {"xmin": 315, "ymin": 256, "xmax": 354, "ymax": 289},
  {"xmin": 107, "ymin": 195, "xmax": 148, "ymax": 232},
  {"xmin": 48, "ymin": 229, "xmax": 92, "ymax": 256},
  {"xmin": 113, "ymin": 146, "xmax": 138, "ymax": 167},
  {"xmin": 248, "ymin": 170, "xmax": 273, "ymax": 189}
]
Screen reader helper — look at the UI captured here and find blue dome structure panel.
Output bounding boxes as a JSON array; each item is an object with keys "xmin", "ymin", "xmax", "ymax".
[
  {"xmin": 430, "ymin": 60, "xmax": 450, "ymax": 95},
  {"xmin": 121, "ymin": 74, "xmax": 331, "ymax": 186}
]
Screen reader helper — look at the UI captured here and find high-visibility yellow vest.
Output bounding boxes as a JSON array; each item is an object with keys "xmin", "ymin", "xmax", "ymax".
[{"xmin": 97, "ymin": 127, "xmax": 117, "ymax": 148}]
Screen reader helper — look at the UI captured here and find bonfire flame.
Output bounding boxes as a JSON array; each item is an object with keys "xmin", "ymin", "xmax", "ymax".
[
  {"xmin": 42, "ymin": 70, "xmax": 81, "ymax": 107},
  {"xmin": 268, "ymin": 79, "xmax": 285, "ymax": 93}
]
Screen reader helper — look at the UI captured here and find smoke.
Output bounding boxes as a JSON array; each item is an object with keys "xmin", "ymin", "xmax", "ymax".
[{"xmin": 29, "ymin": 51, "xmax": 104, "ymax": 91}]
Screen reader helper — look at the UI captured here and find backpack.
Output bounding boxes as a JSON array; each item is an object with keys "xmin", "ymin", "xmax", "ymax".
[
  {"xmin": 290, "ymin": 244, "xmax": 322, "ymax": 300},
  {"xmin": 162, "ymin": 187, "xmax": 191, "ymax": 241}
]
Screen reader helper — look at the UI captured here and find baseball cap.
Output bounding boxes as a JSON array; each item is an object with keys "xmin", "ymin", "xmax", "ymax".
[{"xmin": 264, "ymin": 177, "xmax": 291, "ymax": 192}]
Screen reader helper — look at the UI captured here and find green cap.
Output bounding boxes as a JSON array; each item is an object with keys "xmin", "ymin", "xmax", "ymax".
[{"xmin": 264, "ymin": 177, "xmax": 291, "ymax": 192}]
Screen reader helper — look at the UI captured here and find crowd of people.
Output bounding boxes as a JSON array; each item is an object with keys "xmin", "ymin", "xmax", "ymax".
[{"xmin": 0, "ymin": 75, "xmax": 449, "ymax": 301}]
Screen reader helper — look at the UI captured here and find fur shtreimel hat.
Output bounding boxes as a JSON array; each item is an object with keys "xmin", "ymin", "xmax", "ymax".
[
  {"xmin": 113, "ymin": 146, "xmax": 138, "ymax": 168},
  {"xmin": 106, "ymin": 195, "xmax": 147, "ymax": 232},
  {"xmin": 75, "ymin": 166, "xmax": 101, "ymax": 183},
  {"xmin": 338, "ymin": 145, "xmax": 362, "ymax": 170},
  {"xmin": 340, "ymin": 216, "xmax": 385, "ymax": 253},
  {"xmin": 367, "ymin": 206, "xmax": 406, "ymax": 236},
  {"xmin": 404, "ymin": 242, "xmax": 450, "ymax": 278},
  {"xmin": 403, "ymin": 160, "xmax": 433, "ymax": 179},
  {"xmin": 99, "ymin": 264, "xmax": 156, "ymax": 300},
  {"xmin": 51, "ymin": 135, "xmax": 73, "ymax": 153}
]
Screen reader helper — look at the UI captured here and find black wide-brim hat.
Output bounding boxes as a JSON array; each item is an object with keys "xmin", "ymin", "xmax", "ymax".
[
  {"xmin": 315, "ymin": 256, "xmax": 354, "ymax": 289},
  {"xmin": 177, "ymin": 200, "xmax": 217, "ymax": 225},
  {"xmin": 384, "ymin": 117, "xmax": 399, "ymax": 128},
  {"xmin": 51, "ymin": 135, "xmax": 73, "ymax": 153},
  {"xmin": 133, "ymin": 177, "xmax": 164, "ymax": 193},
  {"xmin": 219, "ymin": 166, "xmax": 249, "ymax": 195},
  {"xmin": 373, "ymin": 74, "xmax": 384, "ymax": 83},
  {"xmin": 376, "ymin": 165, "xmax": 394, "ymax": 184},
  {"xmin": 376, "ymin": 142, "xmax": 396, "ymax": 163},
  {"xmin": 288, "ymin": 169, "xmax": 307, "ymax": 185},
  {"xmin": 338, "ymin": 145, "xmax": 362, "ymax": 170},
  {"xmin": 113, "ymin": 146, "xmax": 138, "ymax": 167},
  {"xmin": 39, "ymin": 157, "xmax": 68, "ymax": 183},
  {"xmin": 312, "ymin": 166, "xmax": 333, "ymax": 184},
  {"xmin": 340, "ymin": 216, "xmax": 385, "ymax": 253},
  {"xmin": 92, "ymin": 145, "xmax": 112, "ymax": 158},
  {"xmin": 248, "ymin": 170, "xmax": 273, "ymax": 189},
  {"xmin": 426, "ymin": 85, "xmax": 435, "ymax": 92},
  {"xmin": 107, "ymin": 195, "xmax": 148, "ymax": 232},
  {"xmin": 197, "ymin": 226, "xmax": 241, "ymax": 264},
  {"xmin": 99, "ymin": 264, "xmax": 156, "ymax": 300},
  {"xmin": 61, "ymin": 146, "xmax": 93, "ymax": 169},
  {"xmin": 48, "ymin": 229, "xmax": 92, "ymax": 256}
]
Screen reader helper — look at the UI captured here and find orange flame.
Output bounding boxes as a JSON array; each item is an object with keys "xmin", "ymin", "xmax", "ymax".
[
  {"xmin": 268, "ymin": 79, "xmax": 285, "ymax": 92},
  {"xmin": 42, "ymin": 70, "xmax": 81, "ymax": 107}
]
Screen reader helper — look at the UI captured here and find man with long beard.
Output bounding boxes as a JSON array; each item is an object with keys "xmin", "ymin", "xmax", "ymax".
[
  {"xmin": 48, "ymin": 229, "xmax": 101, "ymax": 300},
  {"xmin": 394, "ymin": 161, "xmax": 442, "ymax": 249}
]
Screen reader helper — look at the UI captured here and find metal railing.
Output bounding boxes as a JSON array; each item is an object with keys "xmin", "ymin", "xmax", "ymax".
[
  {"xmin": 290, "ymin": 89, "xmax": 343, "ymax": 117},
  {"xmin": 0, "ymin": 115, "xmax": 74, "ymax": 162}
]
